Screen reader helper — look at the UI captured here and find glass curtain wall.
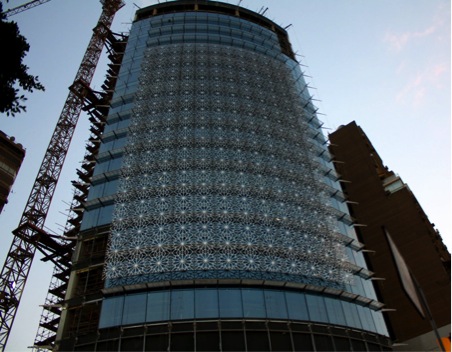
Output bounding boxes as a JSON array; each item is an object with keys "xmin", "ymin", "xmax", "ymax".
[{"xmin": 65, "ymin": 2, "xmax": 391, "ymax": 351}]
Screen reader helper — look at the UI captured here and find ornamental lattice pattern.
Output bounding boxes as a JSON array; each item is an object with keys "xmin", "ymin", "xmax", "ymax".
[{"xmin": 104, "ymin": 43, "xmax": 350, "ymax": 287}]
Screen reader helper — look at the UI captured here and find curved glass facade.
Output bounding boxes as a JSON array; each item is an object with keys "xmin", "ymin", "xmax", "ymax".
[
  {"xmin": 105, "ymin": 39, "xmax": 352, "ymax": 287},
  {"xmin": 99, "ymin": 287, "xmax": 387, "ymax": 335},
  {"xmin": 66, "ymin": 1, "xmax": 391, "ymax": 351}
]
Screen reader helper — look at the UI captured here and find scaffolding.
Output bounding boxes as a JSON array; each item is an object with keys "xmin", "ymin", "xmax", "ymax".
[
  {"xmin": 32, "ymin": 31, "xmax": 127, "ymax": 350},
  {"xmin": 0, "ymin": 1, "xmax": 124, "ymax": 350}
]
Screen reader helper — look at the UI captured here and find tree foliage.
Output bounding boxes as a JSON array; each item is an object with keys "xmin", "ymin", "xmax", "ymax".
[{"xmin": 0, "ymin": 2, "xmax": 45, "ymax": 116}]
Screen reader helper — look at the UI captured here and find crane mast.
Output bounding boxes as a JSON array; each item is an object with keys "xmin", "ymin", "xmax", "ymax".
[{"xmin": 0, "ymin": 0, "xmax": 124, "ymax": 350}]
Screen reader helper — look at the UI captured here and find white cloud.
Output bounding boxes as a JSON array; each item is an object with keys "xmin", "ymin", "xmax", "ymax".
[
  {"xmin": 396, "ymin": 63, "xmax": 449, "ymax": 107},
  {"xmin": 384, "ymin": 23, "xmax": 440, "ymax": 51}
]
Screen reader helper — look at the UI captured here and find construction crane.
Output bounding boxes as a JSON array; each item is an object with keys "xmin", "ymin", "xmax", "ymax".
[
  {"xmin": 0, "ymin": 0, "xmax": 125, "ymax": 350},
  {"xmin": 2, "ymin": 0, "xmax": 52, "ymax": 17}
]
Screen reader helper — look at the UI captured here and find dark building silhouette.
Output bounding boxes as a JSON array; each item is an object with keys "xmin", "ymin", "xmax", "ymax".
[
  {"xmin": 49, "ymin": 2, "xmax": 393, "ymax": 351},
  {"xmin": 329, "ymin": 121, "xmax": 450, "ymax": 351},
  {"xmin": 0, "ymin": 131, "xmax": 25, "ymax": 214}
]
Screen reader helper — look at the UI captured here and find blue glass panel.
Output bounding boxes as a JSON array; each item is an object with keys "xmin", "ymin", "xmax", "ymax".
[
  {"xmin": 99, "ymin": 296, "xmax": 124, "ymax": 328},
  {"xmin": 113, "ymin": 136, "xmax": 127, "ymax": 150},
  {"xmin": 99, "ymin": 139, "xmax": 116, "ymax": 153},
  {"xmin": 371, "ymin": 310, "xmax": 389, "ymax": 336},
  {"xmin": 93, "ymin": 160, "xmax": 110, "ymax": 176},
  {"xmin": 102, "ymin": 179, "xmax": 119, "ymax": 197},
  {"xmin": 349, "ymin": 270, "xmax": 366, "ymax": 297},
  {"xmin": 80, "ymin": 208, "xmax": 99, "ymax": 230},
  {"xmin": 285, "ymin": 292, "xmax": 309, "ymax": 321},
  {"xmin": 242, "ymin": 289, "xmax": 266, "ymax": 318},
  {"xmin": 98, "ymin": 204, "xmax": 114, "ymax": 225},
  {"xmin": 106, "ymin": 157, "xmax": 123, "ymax": 172},
  {"xmin": 87, "ymin": 182, "xmax": 105, "ymax": 201},
  {"xmin": 123, "ymin": 293, "xmax": 146, "ymax": 325},
  {"xmin": 195, "ymin": 289, "xmax": 219, "ymax": 318},
  {"xmin": 306, "ymin": 294, "xmax": 328, "ymax": 323},
  {"xmin": 264, "ymin": 290, "xmax": 288, "ymax": 319},
  {"xmin": 341, "ymin": 301, "xmax": 362, "ymax": 330},
  {"xmin": 324, "ymin": 297, "xmax": 346, "ymax": 326},
  {"xmin": 357, "ymin": 305, "xmax": 376, "ymax": 333},
  {"xmin": 219, "ymin": 289, "xmax": 242, "ymax": 318},
  {"xmin": 147, "ymin": 291, "xmax": 170, "ymax": 322},
  {"xmin": 171, "ymin": 290, "xmax": 194, "ymax": 320},
  {"xmin": 362, "ymin": 279, "xmax": 378, "ymax": 301}
]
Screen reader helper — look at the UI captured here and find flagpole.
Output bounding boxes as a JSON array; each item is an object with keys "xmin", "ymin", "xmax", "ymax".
[
  {"xmin": 384, "ymin": 227, "xmax": 446, "ymax": 352},
  {"xmin": 411, "ymin": 274, "xmax": 446, "ymax": 352}
]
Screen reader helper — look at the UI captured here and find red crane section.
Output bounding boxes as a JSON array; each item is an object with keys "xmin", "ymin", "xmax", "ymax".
[{"xmin": 0, "ymin": 1, "xmax": 124, "ymax": 350}]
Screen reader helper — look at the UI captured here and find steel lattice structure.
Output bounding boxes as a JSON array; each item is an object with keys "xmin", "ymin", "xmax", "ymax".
[
  {"xmin": 2, "ymin": 0, "xmax": 51, "ymax": 17},
  {"xmin": 0, "ymin": 1, "xmax": 124, "ymax": 350}
]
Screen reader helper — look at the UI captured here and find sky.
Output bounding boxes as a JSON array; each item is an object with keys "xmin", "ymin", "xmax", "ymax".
[{"xmin": 0, "ymin": 0, "xmax": 450, "ymax": 350}]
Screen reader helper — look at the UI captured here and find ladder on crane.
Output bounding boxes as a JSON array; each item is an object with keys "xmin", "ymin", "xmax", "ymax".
[{"xmin": 0, "ymin": 0, "xmax": 125, "ymax": 350}]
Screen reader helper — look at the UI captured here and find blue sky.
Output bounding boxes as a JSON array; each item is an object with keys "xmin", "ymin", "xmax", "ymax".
[{"xmin": 0, "ymin": 0, "xmax": 450, "ymax": 350}]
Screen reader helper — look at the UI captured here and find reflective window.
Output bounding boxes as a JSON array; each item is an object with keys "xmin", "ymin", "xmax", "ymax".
[
  {"xmin": 306, "ymin": 294, "xmax": 328, "ymax": 323},
  {"xmin": 147, "ymin": 291, "xmax": 170, "ymax": 322},
  {"xmin": 371, "ymin": 310, "xmax": 389, "ymax": 336},
  {"xmin": 99, "ymin": 139, "xmax": 115, "ymax": 154},
  {"xmin": 98, "ymin": 288, "xmax": 385, "ymax": 336},
  {"xmin": 80, "ymin": 208, "xmax": 99, "ymax": 230},
  {"xmin": 98, "ymin": 204, "xmax": 114, "ymax": 225},
  {"xmin": 87, "ymin": 182, "xmax": 105, "ymax": 200},
  {"xmin": 99, "ymin": 296, "xmax": 124, "ymax": 328},
  {"xmin": 93, "ymin": 154, "xmax": 123, "ymax": 176},
  {"xmin": 87, "ymin": 179, "xmax": 119, "ymax": 201},
  {"xmin": 264, "ymin": 290, "xmax": 287, "ymax": 319},
  {"xmin": 242, "ymin": 289, "xmax": 265, "ymax": 318},
  {"xmin": 357, "ymin": 305, "xmax": 376, "ymax": 332},
  {"xmin": 325, "ymin": 296, "xmax": 346, "ymax": 326},
  {"xmin": 171, "ymin": 290, "xmax": 194, "ymax": 320},
  {"xmin": 93, "ymin": 159, "xmax": 109, "ymax": 176},
  {"xmin": 195, "ymin": 289, "xmax": 218, "ymax": 318},
  {"xmin": 103, "ymin": 179, "xmax": 119, "ymax": 197},
  {"xmin": 219, "ymin": 289, "xmax": 242, "ymax": 318},
  {"xmin": 286, "ymin": 291, "xmax": 309, "ymax": 321},
  {"xmin": 123, "ymin": 293, "xmax": 146, "ymax": 325},
  {"xmin": 106, "ymin": 157, "xmax": 123, "ymax": 173},
  {"xmin": 341, "ymin": 301, "xmax": 362, "ymax": 330}
]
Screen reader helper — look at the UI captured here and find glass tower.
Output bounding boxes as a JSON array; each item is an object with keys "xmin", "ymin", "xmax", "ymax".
[{"xmin": 56, "ymin": 1, "xmax": 392, "ymax": 351}]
